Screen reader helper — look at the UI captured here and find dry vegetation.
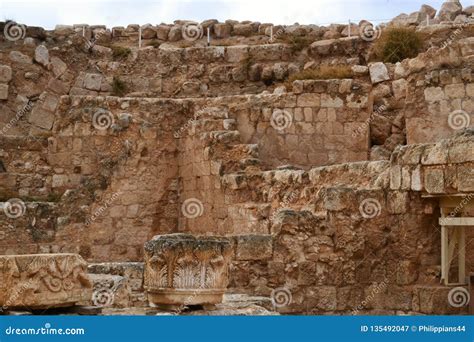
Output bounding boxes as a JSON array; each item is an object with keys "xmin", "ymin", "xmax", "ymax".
[{"xmin": 373, "ymin": 27, "xmax": 423, "ymax": 63}]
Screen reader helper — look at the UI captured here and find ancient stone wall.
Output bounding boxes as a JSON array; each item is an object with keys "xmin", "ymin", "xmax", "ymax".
[{"xmin": 0, "ymin": 6, "xmax": 473, "ymax": 315}]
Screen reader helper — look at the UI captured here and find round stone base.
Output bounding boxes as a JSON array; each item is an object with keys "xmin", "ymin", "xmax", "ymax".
[{"xmin": 147, "ymin": 289, "xmax": 225, "ymax": 306}]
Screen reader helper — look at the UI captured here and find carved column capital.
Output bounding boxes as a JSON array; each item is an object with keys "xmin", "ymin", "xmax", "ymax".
[{"xmin": 144, "ymin": 234, "xmax": 232, "ymax": 306}]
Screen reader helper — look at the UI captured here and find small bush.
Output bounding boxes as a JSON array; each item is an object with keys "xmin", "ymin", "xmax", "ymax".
[
  {"xmin": 111, "ymin": 45, "xmax": 131, "ymax": 60},
  {"xmin": 278, "ymin": 34, "xmax": 313, "ymax": 53},
  {"xmin": 146, "ymin": 40, "xmax": 161, "ymax": 48},
  {"xmin": 288, "ymin": 65, "xmax": 353, "ymax": 84},
  {"xmin": 373, "ymin": 27, "xmax": 423, "ymax": 63},
  {"xmin": 240, "ymin": 55, "xmax": 254, "ymax": 73},
  {"xmin": 111, "ymin": 76, "xmax": 127, "ymax": 97}
]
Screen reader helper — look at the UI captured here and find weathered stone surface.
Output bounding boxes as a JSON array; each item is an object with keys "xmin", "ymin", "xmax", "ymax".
[
  {"xmin": 144, "ymin": 234, "xmax": 232, "ymax": 307},
  {"xmin": 28, "ymin": 106, "xmax": 55, "ymax": 130},
  {"xmin": 9, "ymin": 51, "xmax": 33, "ymax": 64},
  {"xmin": 437, "ymin": 0, "xmax": 462, "ymax": 21},
  {"xmin": 0, "ymin": 65, "xmax": 13, "ymax": 83},
  {"xmin": 84, "ymin": 73, "xmax": 102, "ymax": 91},
  {"xmin": 0, "ymin": 254, "xmax": 92, "ymax": 309},
  {"xmin": 214, "ymin": 23, "xmax": 231, "ymax": 38},
  {"xmin": 369, "ymin": 62, "xmax": 390, "ymax": 84},
  {"xmin": 34, "ymin": 45, "xmax": 50, "ymax": 67},
  {"xmin": 0, "ymin": 84, "xmax": 8, "ymax": 100},
  {"xmin": 235, "ymin": 235, "xmax": 273, "ymax": 260}
]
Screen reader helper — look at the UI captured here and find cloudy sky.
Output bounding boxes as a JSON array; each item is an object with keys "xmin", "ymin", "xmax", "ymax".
[{"xmin": 1, "ymin": 0, "xmax": 448, "ymax": 29}]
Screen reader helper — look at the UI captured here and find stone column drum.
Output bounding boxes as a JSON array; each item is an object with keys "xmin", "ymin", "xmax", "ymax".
[
  {"xmin": 0, "ymin": 253, "xmax": 92, "ymax": 309},
  {"xmin": 144, "ymin": 234, "xmax": 232, "ymax": 307}
]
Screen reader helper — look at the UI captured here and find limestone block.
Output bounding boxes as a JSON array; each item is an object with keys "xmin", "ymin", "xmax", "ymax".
[
  {"xmin": 9, "ymin": 51, "xmax": 33, "ymax": 64},
  {"xmin": 457, "ymin": 165, "xmax": 474, "ymax": 192},
  {"xmin": 84, "ymin": 73, "xmax": 102, "ymax": 91},
  {"xmin": 369, "ymin": 62, "xmax": 390, "ymax": 84},
  {"xmin": 0, "ymin": 84, "xmax": 8, "ymax": 100},
  {"xmin": 466, "ymin": 83, "xmax": 474, "ymax": 97},
  {"xmin": 226, "ymin": 45, "xmax": 248, "ymax": 63},
  {"xmin": 0, "ymin": 65, "xmax": 12, "ymax": 83},
  {"xmin": 235, "ymin": 235, "xmax": 273, "ymax": 260},
  {"xmin": 411, "ymin": 165, "xmax": 423, "ymax": 191},
  {"xmin": 168, "ymin": 26, "xmax": 182, "ymax": 41},
  {"xmin": 445, "ymin": 83, "xmax": 465, "ymax": 98},
  {"xmin": 420, "ymin": 4, "xmax": 436, "ymax": 19},
  {"xmin": 459, "ymin": 37, "xmax": 474, "ymax": 57},
  {"xmin": 352, "ymin": 65, "xmax": 369, "ymax": 75},
  {"xmin": 390, "ymin": 165, "xmax": 402, "ymax": 190},
  {"xmin": 297, "ymin": 93, "xmax": 320, "ymax": 107},
  {"xmin": 421, "ymin": 143, "xmax": 448, "ymax": 165},
  {"xmin": 214, "ymin": 23, "xmax": 231, "ymax": 38},
  {"xmin": 424, "ymin": 168, "xmax": 445, "ymax": 194},
  {"xmin": 34, "ymin": 45, "xmax": 50, "ymax": 67},
  {"xmin": 144, "ymin": 234, "xmax": 232, "ymax": 307},
  {"xmin": 50, "ymin": 57, "xmax": 68, "ymax": 78},
  {"xmin": 28, "ymin": 106, "xmax": 55, "ymax": 130},
  {"xmin": 388, "ymin": 191, "xmax": 408, "ymax": 214},
  {"xmin": 424, "ymin": 87, "xmax": 445, "ymax": 102},
  {"xmin": 321, "ymin": 94, "xmax": 343, "ymax": 108},
  {"xmin": 232, "ymin": 23, "xmax": 255, "ymax": 36},
  {"xmin": 392, "ymin": 78, "xmax": 408, "ymax": 99},
  {"xmin": 156, "ymin": 25, "xmax": 170, "ymax": 40},
  {"xmin": 141, "ymin": 24, "xmax": 156, "ymax": 39},
  {"xmin": 0, "ymin": 253, "xmax": 92, "ymax": 309},
  {"xmin": 437, "ymin": 1, "xmax": 462, "ymax": 21}
]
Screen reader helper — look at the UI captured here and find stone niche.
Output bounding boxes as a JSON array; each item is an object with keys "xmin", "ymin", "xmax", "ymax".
[
  {"xmin": 144, "ymin": 234, "xmax": 232, "ymax": 308},
  {"xmin": 0, "ymin": 253, "xmax": 92, "ymax": 309}
]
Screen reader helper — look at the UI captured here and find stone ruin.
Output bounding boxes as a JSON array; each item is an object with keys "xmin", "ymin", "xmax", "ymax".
[{"xmin": 0, "ymin": 0, "xmax": 473, "ymax": 315}]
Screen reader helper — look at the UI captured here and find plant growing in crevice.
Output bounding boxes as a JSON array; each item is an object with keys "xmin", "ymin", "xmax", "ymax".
[
  {"xmin": 111, "ymin": 76, "xmax": 127, "ymax": 97},
  {"xmin": 372, "ymin": 27, "xmax": 423, "ymax": 63},
  {"xmin": 286, "ymin": 65, "xmax": 353, "ymax": 86},
  {"xmin": 111, "ymin": 45, "xmax": 131, "ymax": 60},
  {"xmin": 278, "ymin": 34, "xmax": 313, "ymax": 54}
]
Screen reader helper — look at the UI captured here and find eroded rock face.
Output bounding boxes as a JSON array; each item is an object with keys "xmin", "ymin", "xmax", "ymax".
[
  {"xmin": 143, "ymin": 234, "xmax": 232, "ymax": 307},
  {"xmin": 0, "ymin": 253, "xmax": 92, "ymax": 309}
]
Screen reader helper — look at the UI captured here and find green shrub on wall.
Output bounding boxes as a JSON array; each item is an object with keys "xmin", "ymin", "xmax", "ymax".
[{"xmin": 373, "ymin": 27, "xmax": 423, "ymax": 63}]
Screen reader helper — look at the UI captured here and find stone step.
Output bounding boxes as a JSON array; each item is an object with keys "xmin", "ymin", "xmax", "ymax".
[
  {"xmin": 228, "ymin": 143, "xmax": 259, "ymax": 158},
  {"xmin": 199, "ymin": 130, "xmax": 241, "ymax": 146},
  {"xmin": 191, "ymin": 118, "xmax": 228, "ymax": 132},
  {"xmin": 195, "ymin": 106, "xmax": 229, "ymax": 119}
]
